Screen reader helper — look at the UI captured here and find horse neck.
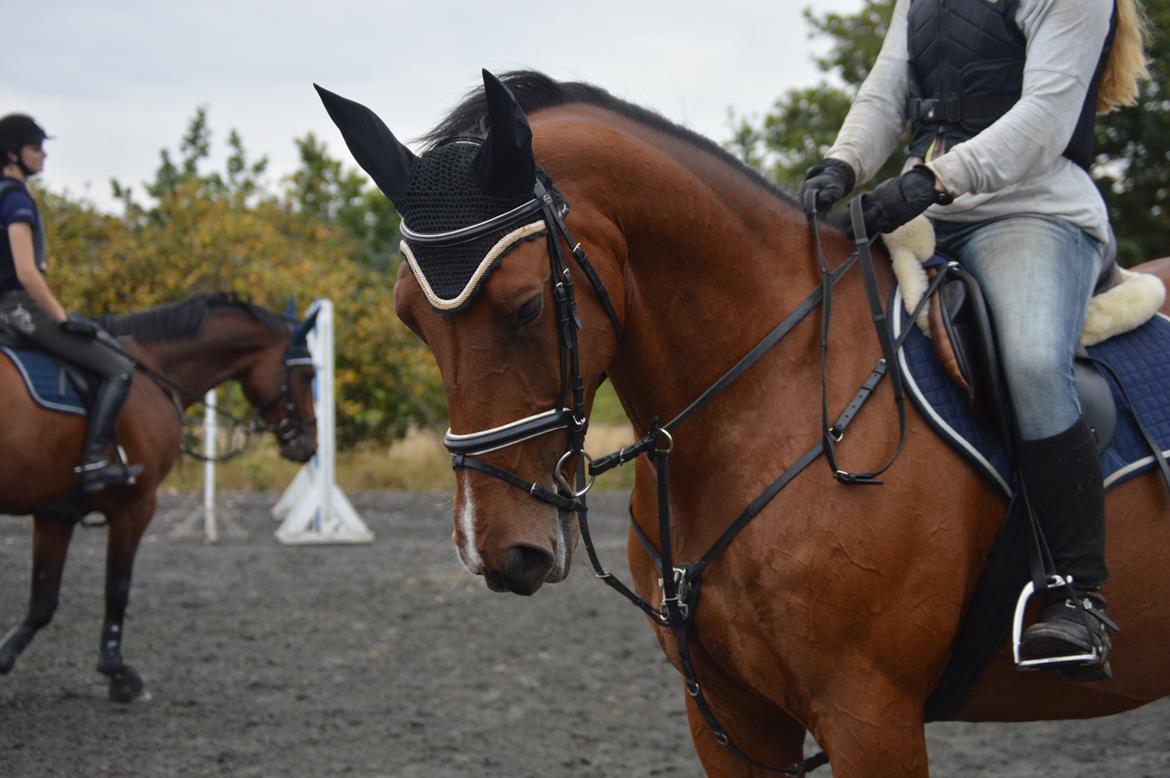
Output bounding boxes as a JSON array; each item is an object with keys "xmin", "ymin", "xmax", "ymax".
[
  {"xmin": 546, "ymin": 114, "xmax": 874, "ymax": 449},
  {"xmin": 134, "ymin": 313, "xmax": 283, "ymax": 404}
]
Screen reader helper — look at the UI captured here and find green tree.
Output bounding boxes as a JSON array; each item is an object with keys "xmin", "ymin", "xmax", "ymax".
[
  {"xmin": 43, "ymin": 116, "xmax": 441, "ymax": 447},
  {"xmin": 1095, "ymin": 0, "xmax": 1170, "ymax": 266},
  {"xmin": 727, "ymin": 0, "xmax": 900, "ymax": 194},
  {"xmin": 287, "ymin": 133, "xmax": 401, "ymax": 273}
]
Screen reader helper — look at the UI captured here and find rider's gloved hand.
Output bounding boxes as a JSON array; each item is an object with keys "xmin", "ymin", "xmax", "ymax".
[
  {"xmin": 848, "ymin": 165, "xmax": 953, "ymax": 239},
  {"xmin": 798, "ymin": 158, "xmax": 856, "ymax": 213},
  {"xmin": 60, "ymin": 312, "xmax": 102, "ymax": 339}
]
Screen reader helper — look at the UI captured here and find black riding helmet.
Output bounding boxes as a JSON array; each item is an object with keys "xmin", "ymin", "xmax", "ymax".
[
  {"xmin": 0, "ymin": 114, "xmax": 49, "ymax": 149},
  {"xmin": 0, "ymin": 114, "xmax": 50, "ymax": 176}
]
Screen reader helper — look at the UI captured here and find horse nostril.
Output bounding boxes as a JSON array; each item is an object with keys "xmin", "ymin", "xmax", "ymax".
[{"xmin": 503, "ymin": 545, "xmax": 554, "ymax": 594}]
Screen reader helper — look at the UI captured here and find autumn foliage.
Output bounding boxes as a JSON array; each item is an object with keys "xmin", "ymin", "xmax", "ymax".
[{"xmin": 39, "ymin": 110, "xmax": 443, "ymax": 447}]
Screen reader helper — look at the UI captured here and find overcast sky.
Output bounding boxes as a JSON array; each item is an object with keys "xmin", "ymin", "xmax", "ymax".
[{"xmin": 3, "ymin": 0, "xmax": 862, "ymax": 210}]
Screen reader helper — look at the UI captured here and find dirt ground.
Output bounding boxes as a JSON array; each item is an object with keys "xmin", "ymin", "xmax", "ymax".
[{"xmin": 1, "ymin": 492, "xmax": 1168, "ymax": 778}]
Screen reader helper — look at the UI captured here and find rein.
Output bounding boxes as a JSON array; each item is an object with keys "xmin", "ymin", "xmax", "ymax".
[{"xmin": 438, "ymin": 176, "xmax": 945, "ymax": 775}]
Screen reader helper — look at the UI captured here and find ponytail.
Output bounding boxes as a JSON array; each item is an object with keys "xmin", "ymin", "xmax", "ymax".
[{"xmin": 1097, "ymin": 0, "xmax": 1152, "ymax": 114}]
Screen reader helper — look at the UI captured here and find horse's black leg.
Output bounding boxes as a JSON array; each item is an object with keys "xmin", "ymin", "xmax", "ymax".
[
  {"xmin": 96, "ymin": 496, "xmax": 154, "ymax": 703},
  {"xmin": 0, "ymin": 515, "xmax": 76, "ymax": 675}
]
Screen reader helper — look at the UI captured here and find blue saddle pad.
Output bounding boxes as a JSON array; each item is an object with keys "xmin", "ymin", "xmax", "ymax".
[
  {"xmin": 892, "ymin": 286, "xmax": 1170, "ymax": 496},
  {"xmin": 0, "ymin": 346, "xmax": 87, "ymax": 416}
]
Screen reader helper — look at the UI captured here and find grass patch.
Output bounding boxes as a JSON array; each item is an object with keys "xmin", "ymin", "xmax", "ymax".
[{"xmin": 591, "ymin": 380, "xmax": 626, "ymax": 424}]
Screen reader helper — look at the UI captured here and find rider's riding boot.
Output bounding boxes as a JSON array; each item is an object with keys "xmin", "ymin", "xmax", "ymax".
[
  {"xmin": 1016, "ymin": 417, "xmax": 1115, "ymax": 681},
  {"xmin": 76, "ymin": 372, "xmax": 142, "ymax": 493}
]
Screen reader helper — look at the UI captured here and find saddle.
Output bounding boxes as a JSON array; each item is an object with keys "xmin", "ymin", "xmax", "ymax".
[
  {"xmin": 926, "ymin": 259, "xmax": 1118, "ymax": 458},
  {"xmin": 885, "ymin": 230, "xmax": 1170, "ymax": 719}
]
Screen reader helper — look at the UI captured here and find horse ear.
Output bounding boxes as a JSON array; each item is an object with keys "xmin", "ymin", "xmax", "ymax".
[
  {"xmin": 314, "ymin": 83, "xmax": 418, "ymax": 204},
  {"xmin": 472, "ymin": 69, "xmax": 536, "ymax": 197},
  {"xmin": 293, "ymin": 307, "xmax": 321, "ymax": 343},
  {"xmin": 282, "ymin": 295, "xmax": 297, "ymax": 321}
]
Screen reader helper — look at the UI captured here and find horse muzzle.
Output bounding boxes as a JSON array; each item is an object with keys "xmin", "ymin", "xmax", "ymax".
[
  {"xmin": 279, "ymin": 435, "xmax": 317, "ymax": 463},
  {"xmin": 483, "ymin": 544, "xmax": 559, "ymax": 596}
]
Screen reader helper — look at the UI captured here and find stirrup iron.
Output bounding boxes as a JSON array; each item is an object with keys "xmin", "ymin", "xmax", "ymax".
[{"xmin": 1011, "ymin": 575, "xmax": 1103, "ymax": 670}]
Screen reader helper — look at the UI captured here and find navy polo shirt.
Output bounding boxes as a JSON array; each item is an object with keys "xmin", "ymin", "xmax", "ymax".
[{"xmin": 0, "ymin": 176, "xmax": 44, "ymax": 292}]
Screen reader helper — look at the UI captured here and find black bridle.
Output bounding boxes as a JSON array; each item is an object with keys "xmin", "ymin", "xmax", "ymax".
[
  {"xmin": 429, "ymin": 174, "xmax": 946, "ymax": 776},
  {"xmin": 437, "ymin": 178, "xmax": 621, "ymax": 511},
  {"xmin": 249, "ymin": 343, "xmax": 317, "ymax": 449}
]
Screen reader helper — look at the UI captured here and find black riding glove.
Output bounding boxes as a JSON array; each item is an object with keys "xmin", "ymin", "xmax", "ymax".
[
  {"xmin": 798, "ymin": 158, "xmax": 856, "ymax": 213},
  {"xmin": 60, "ymin": 312, "xmax": 102, "ymax": 339},
  {"xmin": 849, "ymin": 166, "xmax": 953, "ymax": 239}
]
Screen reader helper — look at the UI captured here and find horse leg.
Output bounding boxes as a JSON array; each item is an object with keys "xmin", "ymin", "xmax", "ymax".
[
  {"xmin": 668, "ymin": 635, "xmax": 808, "ymax": 777},
  {"xmin": 0, "ymin": 515, "xmax": 76, "ymax": 674},
  {"xmin": 96, "ymin": 495, "xmax": 155, "ymax": 703},
  {"xmin": 684, "ymin": 691, "xmax": 808, "ymax": 777},
  {"xmin": 807, "ymin": 675, "xmax": 929, "ymax": 778}
]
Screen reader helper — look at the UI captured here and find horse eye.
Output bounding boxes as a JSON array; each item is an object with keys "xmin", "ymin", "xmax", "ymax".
[{"xmin": 516, "ymin": 294, "xmax": 542, "ymax": 326}]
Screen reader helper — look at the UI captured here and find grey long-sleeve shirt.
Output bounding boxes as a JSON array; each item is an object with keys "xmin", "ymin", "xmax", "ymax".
[{"xmin": 826, "ymin": 0, "xmax": 1112, "ymax": 244}]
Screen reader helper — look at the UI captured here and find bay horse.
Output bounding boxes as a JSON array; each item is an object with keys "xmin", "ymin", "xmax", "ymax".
[
  {"xmin": 0, "ymin": 293, "xmax": 318, "ymax": 702},
  {"xmin": 321, "ymin": 72, "xmax": 1170, "ymax": 776}
]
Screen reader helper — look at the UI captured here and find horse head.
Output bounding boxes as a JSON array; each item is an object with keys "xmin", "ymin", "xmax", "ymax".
[
  {"xmin": 247, "ymin": 306, "xmax": 320, "ymax": 463},
  {"xmin": 114, "ymin": 294, "xmax": 322, "ymax": 464},
  {"xmin": 319, "ymin": 73, "xmax": 625, "ymax": 594}
]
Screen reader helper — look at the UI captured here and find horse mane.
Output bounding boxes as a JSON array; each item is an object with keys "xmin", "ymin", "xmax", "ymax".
[
  {"xmin": 421, "ymin": 70, "xmax": 803, "ymax": 212},
  {"xmin": 101, "ymin": 292, "xmax": 286, "ymax": 342}
]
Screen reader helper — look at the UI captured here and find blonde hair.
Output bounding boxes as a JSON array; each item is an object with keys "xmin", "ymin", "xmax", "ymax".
[{"xmin": 1097, "ymin": 0, "xmax": 1152, "ymax": 113}]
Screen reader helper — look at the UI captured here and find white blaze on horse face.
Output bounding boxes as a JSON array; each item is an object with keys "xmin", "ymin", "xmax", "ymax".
[
  {"xmin": 457, "ymin": 472, "xmax": 485, "ymax": 574},
  {"xmin": 552, "ymin": 510, "xmax": 569, "ymax": 579}
]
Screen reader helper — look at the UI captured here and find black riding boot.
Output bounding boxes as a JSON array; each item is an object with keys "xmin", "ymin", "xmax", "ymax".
[
  {"xmin": 76, "ymin": 373, "xmax": 142, "ymax": 493},
  {"xmin": 1016, "ymin": 417, "xmax": 1114, "ymax": 680}
]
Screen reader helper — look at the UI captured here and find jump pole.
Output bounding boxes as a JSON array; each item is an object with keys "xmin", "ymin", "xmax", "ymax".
[
  {"xmin": 273, "ymin": 298, "xmax": 373, "ymax": 544},
  {"xmin": 203, "ymin": 389, "xmax": 218, "ymax": 544}
]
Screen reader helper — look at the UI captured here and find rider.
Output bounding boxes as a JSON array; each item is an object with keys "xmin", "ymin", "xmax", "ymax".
[
  {"xmin": 798, "ymin": 0, "xmax": 1150, "ymax": 678},
  {"xmin": 0, "ymin": 113, "xmax": 141, "ymax": 492}
]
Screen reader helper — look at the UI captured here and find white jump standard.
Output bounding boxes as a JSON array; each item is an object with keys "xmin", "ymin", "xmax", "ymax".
[{"xmin": 273, "ymin": 298, "xmax": 373, "ymax": 544}]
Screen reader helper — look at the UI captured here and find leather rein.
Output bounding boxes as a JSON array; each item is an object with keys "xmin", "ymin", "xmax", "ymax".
[{"xmin": 433, "ymin": 177, "xmax": 947, "ymax": 776}]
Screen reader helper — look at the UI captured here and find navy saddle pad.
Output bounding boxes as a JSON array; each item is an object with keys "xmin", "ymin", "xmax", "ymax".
[
  {"xmin": 0, "ymin": 346, "xmax": 87, "ymax": 416},
  {"xmin": 892, "ymin": 287, "xmax": 1170, "ymax": 494}
]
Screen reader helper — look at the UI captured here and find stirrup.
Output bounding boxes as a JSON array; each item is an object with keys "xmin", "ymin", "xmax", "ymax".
[
  {"xmin": 75, "ymin": 454, "xmax": 143, "ymax": 491},
  {"xmin": 1012, "ymin": 575, "xmax": 1104, "ymax": 671}
]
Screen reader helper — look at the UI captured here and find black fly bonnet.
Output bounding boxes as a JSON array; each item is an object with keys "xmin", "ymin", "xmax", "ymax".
[
  {"xmin": 316, "ymin": 72, "xmax": 620, "ymax": 505},
  {"xmin": 397, "ymin": 140, "xmax": 558, "ymax": 313}
]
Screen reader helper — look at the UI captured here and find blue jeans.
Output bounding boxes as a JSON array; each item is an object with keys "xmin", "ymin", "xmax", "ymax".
[{"xmin": 932, "ymin": 217, "xmax": 1105, "ymax": 441}]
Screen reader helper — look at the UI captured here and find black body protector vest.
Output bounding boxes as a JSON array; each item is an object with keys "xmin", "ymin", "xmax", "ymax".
[{"xmin": 906, "ymin": 0, "xmax": 1117, "ymax": 172}]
